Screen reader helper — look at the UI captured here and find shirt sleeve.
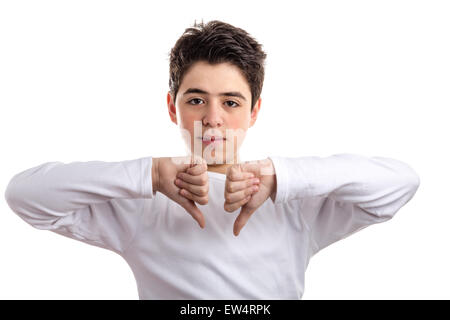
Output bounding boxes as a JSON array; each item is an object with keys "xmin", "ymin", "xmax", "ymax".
[
  {"xmin": 4, "ymin": 156, "xmax": 155, "ymax": 255},
  {"xmin": 268, "ymin": 153, "xmax": 420, "ymax": 256}
]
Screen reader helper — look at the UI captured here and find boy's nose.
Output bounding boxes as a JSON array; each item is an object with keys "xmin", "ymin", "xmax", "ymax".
[{"xmin": 202, "ymin": 104, "xmax": 224, "ymax": 127}]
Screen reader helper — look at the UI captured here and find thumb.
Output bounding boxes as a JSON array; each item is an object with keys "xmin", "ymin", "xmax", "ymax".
[
  {"xmin": 181, "ymin": 197, "xmax": 205, "ymax": 229},
  {"xmin": 233, "ymin": 204, "xmax": 255, "ymax": 236}
]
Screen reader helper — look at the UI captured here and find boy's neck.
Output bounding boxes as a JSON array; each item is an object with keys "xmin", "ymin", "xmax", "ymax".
[
  {"xmin": 201, "ymin": 154, "xmax": 242, "ymax": 175},
  {"xmin": 207, "ymin": 164, "xmax": 232, "ymax": 175}
]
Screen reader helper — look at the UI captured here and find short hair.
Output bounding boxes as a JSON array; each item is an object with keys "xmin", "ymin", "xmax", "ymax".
[{"xmin": 168, "ymin": 19, "xmax": 267, "ymax": 112}]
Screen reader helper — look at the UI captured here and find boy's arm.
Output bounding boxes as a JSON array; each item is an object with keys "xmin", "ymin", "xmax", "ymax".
[
  {"xmin": 268, "ymin": 153, "xmax": 420, "ymax": 255},
  {"xmin": 4, "ymin": 156, "xmax": 156, "ymax": 255}
]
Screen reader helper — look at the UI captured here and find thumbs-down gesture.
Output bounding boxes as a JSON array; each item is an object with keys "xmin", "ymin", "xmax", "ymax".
[{"xmin": 224, "ymin": 158, "xmax": 277, "ymax": 236}]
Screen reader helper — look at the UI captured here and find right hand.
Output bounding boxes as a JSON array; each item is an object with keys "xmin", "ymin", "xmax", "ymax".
[{"xmin": 153, "ymin": 155, "xmax": 208, "ymax": 229}]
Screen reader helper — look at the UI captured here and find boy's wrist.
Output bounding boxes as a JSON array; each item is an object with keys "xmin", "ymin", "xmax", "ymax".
[{"xmin": 152, "ymin": 157, "xmax": 160, "ymax": 194}]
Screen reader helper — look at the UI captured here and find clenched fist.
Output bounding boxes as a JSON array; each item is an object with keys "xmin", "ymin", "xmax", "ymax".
[
  {"xmin": 224, "ymin": 158, "xmax": 277, "ymax": 236},
  {"xmin": 153, "ymin": 155, "xmax": 209, "ymax": 229}
]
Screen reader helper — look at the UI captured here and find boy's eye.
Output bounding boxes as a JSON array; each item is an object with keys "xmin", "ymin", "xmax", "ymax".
[
  {"xmin": 225, "ymin": 101, "xmax": 239, "ymax": 108},
  {"xmin": 187, "ymin": 98, "xmax": 239, "ymax": 108},
  {"xmin": 188, "ymin": 98, "xmax": 204, "ymax": 105}
]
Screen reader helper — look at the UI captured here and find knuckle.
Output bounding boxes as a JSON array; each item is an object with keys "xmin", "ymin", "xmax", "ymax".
[{"xmin": 182, "ymin": 190, "xmax": 191, "ymax": 198}]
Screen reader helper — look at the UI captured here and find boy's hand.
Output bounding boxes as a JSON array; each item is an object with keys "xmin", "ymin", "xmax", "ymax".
[
  {"xmin": 224, "ymin": 158, "xmax": 277, "ymax": 236},
  {"xmin": 154, "ymin": 156, "xmax": 208, "ymax": 229}
]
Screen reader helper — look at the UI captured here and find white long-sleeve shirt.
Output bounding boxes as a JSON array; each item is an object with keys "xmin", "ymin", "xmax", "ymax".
[{"xmin": 4, "ymin": 153, "xmax": 420, "ymax": 299}]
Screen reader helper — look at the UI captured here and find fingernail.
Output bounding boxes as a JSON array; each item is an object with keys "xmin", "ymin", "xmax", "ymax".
[
  {"xmin": 253, "ymin": 185, "xmax": 259, "ymax": 191},
  {"xmin": 253, "ymin": 178, "xmax": 260, "ymax": 184}
]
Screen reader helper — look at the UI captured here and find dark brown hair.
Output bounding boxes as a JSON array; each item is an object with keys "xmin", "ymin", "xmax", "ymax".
[{"xmin": 168, "ymin": 19, "xmax": 267, "ymax": 111}]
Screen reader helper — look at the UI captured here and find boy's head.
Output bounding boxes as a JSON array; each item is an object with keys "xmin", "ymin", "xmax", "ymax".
[{"xmin": 167, "ymin": 20, "xmax": 267, "ymax": 167}]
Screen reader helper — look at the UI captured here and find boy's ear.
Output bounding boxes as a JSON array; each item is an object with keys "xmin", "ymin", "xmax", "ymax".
[
  {"xmin": 167, "ymin": 92, "xmax": 178, "ymax": 125},
  {"xmin": 249, "ymin": 97, "xmax": 262, "ymax": 128}
]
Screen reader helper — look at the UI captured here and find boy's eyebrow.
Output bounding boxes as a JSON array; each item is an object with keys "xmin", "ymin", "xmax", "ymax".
[{"xmin": 183, "ymin": 87, "xmax": 247, "ymax": 101}]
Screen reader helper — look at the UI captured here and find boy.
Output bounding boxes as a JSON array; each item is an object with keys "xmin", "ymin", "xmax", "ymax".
[{"xmin": 5, "ymin": 20, "xmax": 420, "ymax": 299}]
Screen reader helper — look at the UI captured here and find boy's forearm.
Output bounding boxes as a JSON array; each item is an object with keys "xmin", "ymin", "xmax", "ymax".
[
  {"xmin": 152, "ymin": 157, "xmax": 160, "ymax": 194},
  {"xmin": 5, "ymin": 157, "xmax": 154, "ymax": 228},
  {"xmin": 269, "ymin": 153, "xmax": 420, "ymax": 217}
]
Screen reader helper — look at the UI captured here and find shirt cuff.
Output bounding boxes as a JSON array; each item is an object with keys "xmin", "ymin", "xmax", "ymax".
[
  {"xmin": 267, "ymin": 156, "xmax": 288, "ymax": 204},
  {"xmin": 140, "ymin": 156, "xmax": 155, "ymax": 198},
  {"xmin": 268, "ymin": 156, "xmax": 311, "ymax": 204}
]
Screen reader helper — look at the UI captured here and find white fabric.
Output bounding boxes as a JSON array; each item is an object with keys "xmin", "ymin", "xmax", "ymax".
[{"xmin": 4, "ymin": 153, "xmax": 420, "ymax": 299}]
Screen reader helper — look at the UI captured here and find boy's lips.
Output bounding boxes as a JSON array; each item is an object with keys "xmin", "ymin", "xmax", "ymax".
[
  {"xmin": 197, "ymin": 135, "xmax": 226, "ymax": 141},
  {"xmin": 197, "ymin": 136, "xmax": 225, "ymax": 145}
]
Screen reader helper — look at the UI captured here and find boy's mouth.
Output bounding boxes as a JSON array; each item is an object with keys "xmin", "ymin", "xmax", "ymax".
[
  {"xmin": 197, "ymin": 135, "xmax": 226, "ymax": 142},
  {"xmin": 197, "ymin": 136, "xmax": 226, "ymax": 145}
]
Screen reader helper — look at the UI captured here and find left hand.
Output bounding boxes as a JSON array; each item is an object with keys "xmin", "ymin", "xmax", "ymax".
[{"xmin": 224, "ymin": 158, "xmax": 277, "ymax": 236}]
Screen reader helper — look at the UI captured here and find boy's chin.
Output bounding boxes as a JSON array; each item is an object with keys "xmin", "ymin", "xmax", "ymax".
[
  {"xmin": 203, "ymin": 154, "xmax": 241, "ymax": 165},
  {"xmin": 188, "ymin": 147, "xmax": 239, "ymax": 164},
  {"xmin": 202, "ymin": 155, "xmax": 227, "ymax": 165},
  {"xmin": 186, "ymin": 151, "xmax": 231, "ymax": 165}
]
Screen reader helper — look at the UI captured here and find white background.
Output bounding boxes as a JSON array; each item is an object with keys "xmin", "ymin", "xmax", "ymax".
[{"xmin": 1, "ymin": 0, "xmax": 448, "ymax": 299}]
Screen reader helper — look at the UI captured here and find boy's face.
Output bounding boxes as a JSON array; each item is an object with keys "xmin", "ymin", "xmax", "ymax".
[{"xmin": 167, "ymin": 60, "xmax": 261, "ymax": 165}]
